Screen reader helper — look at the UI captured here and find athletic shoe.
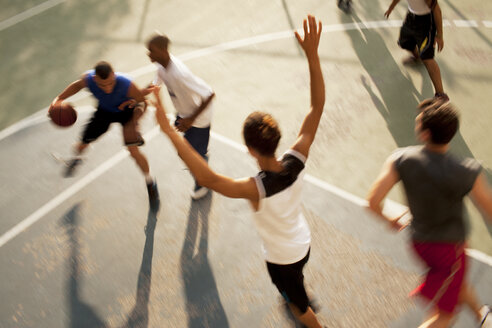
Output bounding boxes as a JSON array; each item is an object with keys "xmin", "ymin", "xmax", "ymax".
[
  {"xmin": 480, "ymin": 305, "xmax": 491, "ymax": 327},
  {"xmin": 191, "ymin": 186, "xmax": 209, "ymax": 200},
  {"xmin": 64, "ymin": 158, "xmax": 82, "ymax": 177},
  {"xmin": 147, "ymin": 181, "xmax": 160, "ymax": 212},
  {"xmin": 434, "ymin": 92, "xmax": 450, "ymax": 102}
]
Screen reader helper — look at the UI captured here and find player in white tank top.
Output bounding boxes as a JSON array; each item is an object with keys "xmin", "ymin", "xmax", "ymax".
[{"xmin": 153, "ymin": 15, "xmax": 326, "ymax": 328}]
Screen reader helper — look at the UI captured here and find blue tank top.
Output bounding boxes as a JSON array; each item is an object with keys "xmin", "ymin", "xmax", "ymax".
[{"xmin": 85, "ymin": 70, "xmax": 132, "ymax": 113}]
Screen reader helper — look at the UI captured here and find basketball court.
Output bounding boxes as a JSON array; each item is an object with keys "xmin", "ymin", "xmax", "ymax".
[{"xmin": 1, "ymin": 0, "xmax": 491, "ymax": 327}]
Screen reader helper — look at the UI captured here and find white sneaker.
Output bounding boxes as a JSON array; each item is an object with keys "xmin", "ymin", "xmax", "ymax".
[
  {"xmin": 191, "ymin": 186, "xmax": 209, "ymax": 200},
  {"xmin": 480, "ymin": 305, "xmax": 491, "ymax": 328}
]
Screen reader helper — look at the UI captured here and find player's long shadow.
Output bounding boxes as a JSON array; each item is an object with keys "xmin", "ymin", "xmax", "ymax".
[
  {"xmin": 63, "ymin": 204, "xmax": 157, "ymax": 328},
  {"xmin": 180, "ymin": 193, "xmax": 230, "ymax": 328}
]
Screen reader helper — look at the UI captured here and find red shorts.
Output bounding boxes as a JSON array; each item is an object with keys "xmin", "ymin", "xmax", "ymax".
[{"xmin": 410, "ymin": 241, "xmax": 466, "ymax": 313}]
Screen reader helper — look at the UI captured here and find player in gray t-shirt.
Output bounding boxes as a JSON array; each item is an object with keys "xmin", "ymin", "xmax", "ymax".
[{"xmin": 367, "ymin": 99, "xmax": 492, "ymax": 327}]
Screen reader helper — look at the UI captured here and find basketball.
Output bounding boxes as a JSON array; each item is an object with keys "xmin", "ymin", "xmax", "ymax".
[{"xmin": 49, "ymin": 103, "xmax": 77, "ymax": 127}]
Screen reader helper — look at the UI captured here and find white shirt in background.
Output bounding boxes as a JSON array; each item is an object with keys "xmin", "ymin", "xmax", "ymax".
[
  {"xmin": 407, "ymin": 0, "xmax": 432, "ymax": 15},
  {"xmin": 153, "ymin": 55, "xmax": 214, "ymax": 128}
]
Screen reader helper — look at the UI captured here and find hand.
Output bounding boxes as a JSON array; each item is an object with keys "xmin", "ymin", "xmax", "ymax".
[
  {"xmin": 48, "ymin": 98, "xmax": 62, "ymax": 115},
  {"xmin": 143, "ymin": 85, "xmax": 157, "ymax": 96},
  {"xmin": 118, "ymin": 99, "xmax": 137, "ymax": 110},
  {"xmin": 435, "ymin": 35, "xmax": 444, "ymax": 52},
  {"xmin": 176, "ymin": 117, "xmax": 194, "ymax": 132},
  {"xmin": 384, "ymin": 8, "xmax": 392, "ymax": 19},
  {"xmin": 294, "ymin": 15, "xmax": 322, "ymax": 59},
  {"xmin": 389, "ymin": 210, "xmax": 411, "ymax": 231}
]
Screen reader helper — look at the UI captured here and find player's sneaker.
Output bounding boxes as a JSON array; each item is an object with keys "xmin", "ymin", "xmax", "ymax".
[
  {"xmin": 480, "ymin": 305, "xmax": 491, "ymax": 327},
  {"xmin": 147, "ymin": 181, "xmax": 160, "ymax": 212},
  {"xmin": 191, "ymin": 185, "xmax": 209, "ymax": 200},
  {"xmin": 64, "ymin": 158, "xmax": 82, "ymax": 177}
]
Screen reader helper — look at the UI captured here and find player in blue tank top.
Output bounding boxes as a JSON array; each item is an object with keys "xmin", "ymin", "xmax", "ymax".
[{"xmin": 49, "ymin": 61, "xmax": 160, "ymax": 211}]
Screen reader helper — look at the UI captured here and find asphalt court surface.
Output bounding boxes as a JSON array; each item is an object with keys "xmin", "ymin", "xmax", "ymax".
[{"xmin": 1, "ymin": 0, "xmax": 492, "ymax": 327}]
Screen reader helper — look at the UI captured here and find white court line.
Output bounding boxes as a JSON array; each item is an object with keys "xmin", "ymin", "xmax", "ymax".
[
  {"xmin": 0, "ymin": 0, "xmax": 65, "ymax": 32},
  {"xmin": 483, "ymin": 21, "xmax": 492, "ymax": 28},
  {"xmin": 2, "ymin": 17, "xmax": 491, "ymax": 143},
  {"xmin": 453, "ymin": 20, "xmax": 479, "ymax": 28},
  {"xmin": 0, "ymin": 125, "xmax": 159, "ymax": 248},
  {"xmin": 2, "ymin": 121, "xmax": 491, "ymax": 266},
  {"xmin": 1, "ymin": 19, "xmax": 491, "ymax": 266}
]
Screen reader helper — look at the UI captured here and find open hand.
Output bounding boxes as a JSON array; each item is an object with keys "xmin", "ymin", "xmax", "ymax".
[{"xmin": 294, "ymin": 15, "xmax": 322, "ymax": 58}]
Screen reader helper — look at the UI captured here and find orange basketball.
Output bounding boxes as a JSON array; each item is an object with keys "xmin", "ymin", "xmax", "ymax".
[{"xmin": 49, "ymin": 103, "xmax": 77, "ymax": 127}]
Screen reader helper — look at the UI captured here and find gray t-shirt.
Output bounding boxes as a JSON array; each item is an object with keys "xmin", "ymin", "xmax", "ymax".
[{"xmin": 393, "ymin": 146, "xmax": 482, "ymax": 242}]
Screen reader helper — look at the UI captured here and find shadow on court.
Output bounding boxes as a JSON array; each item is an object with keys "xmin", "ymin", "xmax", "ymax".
[
  {"xmin": 64, "ymin": 203, "xmax": 157, "ymax": 328},
  {"xmin": 342, "ymin": 11, "xmax": 492, "ymax": 238},
  {"xmin": 180, "ymin": 193, "xmax": 230, "ymax": 328}
]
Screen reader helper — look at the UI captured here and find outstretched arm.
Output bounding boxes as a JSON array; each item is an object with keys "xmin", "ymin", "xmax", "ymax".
[
  {"xmin": 291, "ymin": 15, "xmax": 325, "ymax": 159},
  {"xmin": 49, "ymin": 77, "xmax": 86, "ymax": 111},
  {"xmin": 367, "ymin": 156, "xmax": 407, "ymax": 231},
  {"xmin": 152, "ymin": 87, "xmax": 259, "ymax": 201}
]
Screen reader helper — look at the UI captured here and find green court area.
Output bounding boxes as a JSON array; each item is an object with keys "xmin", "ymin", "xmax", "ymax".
[{"xmin": 0, "ymin": 1, "xmax": 491, "ymax": 327}]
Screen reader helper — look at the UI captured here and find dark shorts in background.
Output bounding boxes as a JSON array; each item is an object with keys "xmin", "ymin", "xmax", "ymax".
[
  {"xmin": 82, "ymin": 105, "xmax": 145, "ymax": 146},
  {"xmin": 266, "ymin": 248, "xmax": 310, "ymax": 314},
  {"xmin": 398, "ymin": 12, "xmax": 436, "ymax": 60},
  {"xmin": 174, "ymin": 116, "xmax": 210, "ymax": 159},
  {"xmin": 410, "ymin": 241, "xmax": 466, "ymax": 313}
]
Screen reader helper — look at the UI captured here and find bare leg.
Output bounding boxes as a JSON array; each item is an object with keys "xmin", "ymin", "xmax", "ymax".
[
  {"xmin": 422, "ymin": 58, "xmax": 444, "ymax": 95},
  {"xmin": 127, "ymin": 145, "xmax": 150, "ymax": 175},
  {"xmin": 288, "ymin": 304, "xmax": 322, "ymax": 328}
]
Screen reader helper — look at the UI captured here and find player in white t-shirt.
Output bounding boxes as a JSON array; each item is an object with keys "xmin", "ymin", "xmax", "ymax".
[
  {"xmin": 385, "ymin": 0, "xmax": 448, "ymax": 100},
  {"xmin": 152, "ymin": 15, "xmax": 326, "ymax": 328},
  {"xmin": 145, "ymin": 35, "xmax": 215, "ymax": 200}
]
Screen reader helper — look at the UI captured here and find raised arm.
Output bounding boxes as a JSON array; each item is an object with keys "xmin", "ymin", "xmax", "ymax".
[
  {"xmin": 291, "ymin": 15, "xmax": 325, "ymax": 159},
  {"xmin": 49, "ymin": 77, "xmax": 86, "ymax": 110},
  {"xmin": 366, "ymin": 156, "xmax": 407, "ymax": 231},
  {"xmin": 470, "ymin": 172, "xmax": 492, "ymax": 223},
  {"xmin": 152, "ymin": 86, "xmax": 259, "ymax": 201}
]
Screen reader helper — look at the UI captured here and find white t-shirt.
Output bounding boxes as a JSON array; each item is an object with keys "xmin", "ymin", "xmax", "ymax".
[
  {"xmin": 407, "ymin": 0, "xmax": 431, "ymax": 15},
  {"xmin": 153, "ymin": 55, "xmax": 214, "ymax": 128},
  {"xmin": 252, "ymin": 149, "xmax": 311, "ymax": 265}
]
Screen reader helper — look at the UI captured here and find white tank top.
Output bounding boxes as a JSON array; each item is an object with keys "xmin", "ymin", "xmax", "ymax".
[
  {"xmin": 407, "ymin": 0, "xmax": 431, "ymax": 15},
  {"xmin": 252, "ymin": 150, "xmax": 311, "ymax": 264}
]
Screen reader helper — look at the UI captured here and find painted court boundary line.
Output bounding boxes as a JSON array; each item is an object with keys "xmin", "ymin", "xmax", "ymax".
[
  {"xmin": 0, "ymin": 0, "xmax": 65, "ymax": 32},
  {"xmin": 1, "ymin": 123, "xmax": 491, "ymax": 267},
  {"xmin": 2, "ymin": 18, "xmax": 492, "ymax": 142},
  {"xmin": 0, "ymin": 20, "xmax": 491, "ymax": 266}
]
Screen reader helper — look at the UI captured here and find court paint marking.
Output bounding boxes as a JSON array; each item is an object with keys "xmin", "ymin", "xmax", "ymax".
[
  {"xmin": 483, "ymin": 21, "xmax": 492, "ymax": 28},
  {"xmin": 0, "ymin": 0, "xmax": 65, "ymax": 32},
  {"xmin": 0, "ymin": 125, "xmax": 160, "ymax": 248},
  {"xmin": 2, "ymin": 17, "xmax": 492, "ymax": 142},
  {"xmin": 453, "ymin": 20, "xmax": 479, "ymax": 28},
  {"xmin": 0, "ymin": 19, "xmax": 491, "ymax": 265},
  {"xmin": 1, "ymin": 118, "xmax": 491, "ymax": 267}
]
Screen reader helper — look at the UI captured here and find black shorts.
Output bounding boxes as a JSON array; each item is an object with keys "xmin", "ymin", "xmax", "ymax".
[
  {"xmin": 266, "ymin": 248, "xmax": 310, "ymax": 314},
  {"xmin": 398, "ymin": 12, "xmax": 436, "ymax": 60},
  {"xmin": 82, "ymin": 106, "xmax": 144, "ymax": 146}
]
